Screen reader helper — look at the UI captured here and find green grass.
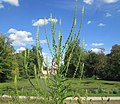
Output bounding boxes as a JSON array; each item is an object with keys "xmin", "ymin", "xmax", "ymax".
[
  {"xmin": 0, "ymin": 97, "xmax": 45, "ymax": 104},
  {"xmin": 0, "ymin": 78, "xmax": 120, "ymax": 97},
  {"xmin": 68, "ymin": 78, "xmax": 120, "ymax": 96}
]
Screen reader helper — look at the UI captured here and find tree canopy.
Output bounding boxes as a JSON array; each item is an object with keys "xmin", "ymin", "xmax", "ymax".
[
  {"xmin": 0, "ymin": 34, "xmax": 15, "ymax": 82},
  {"xmin": 0, "ymin": 33, "xmax": 120, "ymax": 82},
  {"xmin": 64, "ymin": 40, "xmax": 85, "ymax": 78}
]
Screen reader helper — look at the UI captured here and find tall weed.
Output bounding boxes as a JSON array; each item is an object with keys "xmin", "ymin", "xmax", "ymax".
[{"xmin": 11, "ymin": 0, "xmax": 86, "ymax": 104}]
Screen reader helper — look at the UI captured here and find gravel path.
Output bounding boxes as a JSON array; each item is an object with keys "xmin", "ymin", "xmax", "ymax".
[
  {"xmin": 1, "ymin": 95, "xmax": 120, "ymax": 101},
  {"xmin": 66, "ymin": 97, "xmax": 120, "ymax": 101}
]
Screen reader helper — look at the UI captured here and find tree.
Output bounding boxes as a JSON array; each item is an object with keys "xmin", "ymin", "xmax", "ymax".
[
  {"xmin": 95, "ymin": 53, "xmax": 107, "ymax": 79},
  {"xmin": 84, "ymin": 51, "xmax": 107, "ymax": 79},
  {"xmin": 15, "ymin": 46, "xmax": 44, "ymax": 78},
  {"xmin": 28, "ymin": 46, "xmax": 43, "ymax": 76},
  {"xmin": 15, "ymin": 52, "xmax": 25, "ymax": 77},
  {"xmin": 105, "ymin": 44, "xmax": 120, "ymax": 80},
  {"xmin": 84, "ymin": 51, "xmax": 98, "ymax": 77},
  {"xmin": 0, "ymin": 34, "xmax": 15, "ymax": 82},
  {"xmin": 64, "ymin": 40, "xmax": 85, "ymax": 78}
]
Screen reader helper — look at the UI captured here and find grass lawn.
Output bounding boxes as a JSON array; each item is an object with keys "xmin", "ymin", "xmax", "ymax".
[
  {"xmin": 0, "ymin": 78, "xmax": 120, "ymax": 97},
  {"xmin": 69, "ymin": 78, "xmax": 120, "ymax": 96}
]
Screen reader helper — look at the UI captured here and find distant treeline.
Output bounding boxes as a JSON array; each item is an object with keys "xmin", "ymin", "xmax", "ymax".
[
  {"xmin": 0, "ymin": 34, "xmax": 120, "ymax": 82},
  {"xmin": 64, "ymin": 41, "xmax": 120, "ymax": 81}
]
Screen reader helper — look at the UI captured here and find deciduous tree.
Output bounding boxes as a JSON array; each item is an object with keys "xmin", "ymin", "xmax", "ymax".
[{"xmin": 0, "ymin": 34, "xmax": 15, "ymax": 82}]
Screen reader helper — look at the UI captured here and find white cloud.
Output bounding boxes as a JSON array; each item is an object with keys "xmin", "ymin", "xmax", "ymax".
[
  {"xmin": 91, "ymin": 48, "xmax": 103, "ymax": 53},
  {"xmin": 87, "ymin": 21, "xmax": 92, "ymax": 24},
  {"xmin": 8, "ymin": 28, "xmax": 34, "ymax": 46},
  {"xmin": 85, "ymin": 44, "xmax": 88, "ymax": 46},
  {"xmin": 16, "ymin": 47, "xmax": 26, "ymax": 53},
  {"xmin": 40, "ymin": 39, "xmax": 47, "ymax": 44},
  {"xmin": 92, "ymin": 43, "xmax": 104, "ymax": 46},
  {"xmin": 32, "ymin": 18, "xmax": 58, "ymax": 26},
  {"xmin": 98, "ymin": 23, "xmax": 106, "ymax": 26},
  {"xmin": 0, "ymin": 0, "xmax": 19, "ymax": 9},
  {"xmin": 0, "ymin": 3, "xmax": 4, "ymax": 8},
  {"xmin": 105, "ymin": 13, "xmax": 112, "ymax": 17},
  {"xmin": 101, "ymin": 0, "xmax": 119, "ymax": 3},
  {"xmin": 2, "ymin": 0, "xmax": 19, "ymax": 6},
  {"xmin": 32, "ymin": 19, "xmax": 48, "ymax": 26},
  {"xmin": 8, "ymin": 28, "xmax": 17, "ymax": 33},
  {"xmin": 83, "ymin": 0, "xmax": 94, "ymax": 5}
]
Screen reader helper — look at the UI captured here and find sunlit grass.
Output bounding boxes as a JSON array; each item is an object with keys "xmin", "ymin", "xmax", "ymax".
[{"xmin": 0, "ymin": 78, "xmax": 120, "ymax": 97}]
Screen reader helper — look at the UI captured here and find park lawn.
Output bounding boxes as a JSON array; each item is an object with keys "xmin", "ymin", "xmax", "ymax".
[
  {"xmin": 0, "ymin": 78, "xmax": 120, "ymax": 96},
  {"xmin": 68, "ymin": 78, "xmax": 120, "ymax": 96},
  {"xmin": 69, "ymin": 78, "xmax": 120, "ymax": 90}
]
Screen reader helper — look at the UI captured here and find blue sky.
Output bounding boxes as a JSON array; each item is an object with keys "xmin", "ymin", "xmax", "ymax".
[{"xmin": 0, "ymin": 0, "xmax": 120, "ymax": 57}]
